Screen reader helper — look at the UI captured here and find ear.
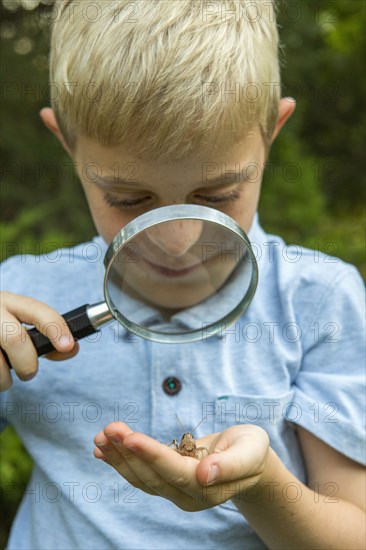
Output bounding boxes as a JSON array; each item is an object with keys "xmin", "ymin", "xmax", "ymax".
[
  {"xmin": 270, "ymin": 98, "xmax": 296, "ymax": 144},
  {"xmin": 39, "ymin": 107, "xmax": 72, "ymax": 156}
]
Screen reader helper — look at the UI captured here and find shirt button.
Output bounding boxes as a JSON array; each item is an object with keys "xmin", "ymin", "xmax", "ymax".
[{"xmin": 162, "ymin": 376, "xmax": 182, "ymax": 396}]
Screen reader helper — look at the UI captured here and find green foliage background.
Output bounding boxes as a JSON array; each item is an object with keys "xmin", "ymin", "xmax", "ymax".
[{"xmin": 0, "ymin": 0, "xmax": 365, "ymax": 545}]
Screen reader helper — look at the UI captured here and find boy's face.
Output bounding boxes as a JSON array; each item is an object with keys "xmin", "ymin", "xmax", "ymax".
[
  {"xmin": 73, "ymin": 127, "xmax": 265, "ymax": 244},
  {"xmin": 40, "ymin": 100, "xmax": 294, "ymax": 309},
  {"xmin": 41, "ymin": 98, "xmax": 295, "ymax": 246},
  {"xmin": 73, "ymin": 130, "xmax": 266, "ymax": 308}
]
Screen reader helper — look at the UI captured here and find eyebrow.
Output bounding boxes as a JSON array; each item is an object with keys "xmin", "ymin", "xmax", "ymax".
[{"xmin": 95, "ymin": 170, "xmax": 253, "ymax": 188}]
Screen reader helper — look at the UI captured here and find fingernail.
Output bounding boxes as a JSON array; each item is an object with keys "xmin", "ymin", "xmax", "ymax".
[
  {"xmin": 22, "ymin": 371, "xmax": 37, "ymax": 381},
  {"xmin": 59, "ymin": 335, "xmax": 73, "ymax": 349},
  {"xmin": 95, "ymin": 455, "xmax": 109, "ymax": 463},
  {"xmin": 108, "ymin": 435, "xmax": 121, "ymax": 444},
  {"xmin": 207, "ymin": 464, "xmax": 219, "ymax": 484}
]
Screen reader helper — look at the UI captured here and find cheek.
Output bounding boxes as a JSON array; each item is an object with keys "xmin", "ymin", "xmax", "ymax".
[
  {"xmin": 83, "ymin": 186, "xmax": 132, "ymax": 242},
  {"xmin": 227, "ymin": 185, "xmax": 261, "ymax": 233}
]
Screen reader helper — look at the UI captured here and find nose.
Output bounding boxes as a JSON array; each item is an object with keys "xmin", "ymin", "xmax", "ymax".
[{"xmin": 145, "ymin": 219, "xmax": 203, "ymax": 257}]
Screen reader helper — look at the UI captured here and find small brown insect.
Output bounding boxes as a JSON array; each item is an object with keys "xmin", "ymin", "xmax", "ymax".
[{"xmin": 168, "ymin": 415, "xmax": 208, "ymax": 460}]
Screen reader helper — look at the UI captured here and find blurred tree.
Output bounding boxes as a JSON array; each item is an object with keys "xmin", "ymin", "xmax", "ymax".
[
  {"xmin": 1, "ymin": 0, "xmax": 95, "ymax": 251},
  {"xmin": 260, "ymin": 0, "xmax": 365, "ymax": 272},
  {"xmin": 278, "ymin": 1, "xmax": 366, "ymax": 210}
]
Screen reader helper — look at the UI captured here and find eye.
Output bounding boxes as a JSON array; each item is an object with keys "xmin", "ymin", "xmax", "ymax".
[
  {"xmin": 103, "ymin": 192, "xmax": 152, "ymax": 209},
  {"xmin": 193, "ymin": 189, "xmax": 241, "ymax": 205}
]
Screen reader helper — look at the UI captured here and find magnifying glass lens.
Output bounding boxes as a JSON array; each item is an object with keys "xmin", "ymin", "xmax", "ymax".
[{"xmin": 105, "ymin": 214, "xmax": 256, "ymax": 339}]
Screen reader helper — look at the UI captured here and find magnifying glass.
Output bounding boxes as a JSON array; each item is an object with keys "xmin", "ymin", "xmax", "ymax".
[{"xmin": 4, "ymin": 205, "xmax": 258, "ymax": 364}]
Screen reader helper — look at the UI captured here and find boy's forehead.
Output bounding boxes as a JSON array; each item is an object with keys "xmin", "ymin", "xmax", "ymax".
[{"xmin": 75, "ymin": 128, "xmax": 264, "ymax": 175}]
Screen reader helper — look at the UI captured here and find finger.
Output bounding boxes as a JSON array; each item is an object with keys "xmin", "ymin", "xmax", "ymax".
[
  {"xmin": 2, "ymin": 292, "xmax": 75, "ymax": 353},
  {"xmin": 103, "ymin": 421, "xmax": 134, "ymax": 445},
  {"xmin": 94, "ymin": 438, "xmax": 122, "ymax": 464},
  {"xmin": 121, "ymin": 432, "xmax": 199, "ymax": 494},
  {"xmin": 93, "ymin": 446, "xmax": 111, "ymax": 463},
  {"xmin": 94, "ymin": 430, "xmax": 157, "ymax": 496},
  {"xmin": 106, "ymin": 436, "xmax": 202, "ymax": 510},
  {"xmin": 96, "ymin": 423, "xmax": 141, "ymax": 473},
  {"xmin": 102, "ymin": 423, "xmax": 160, "ymax": 490},
  {"xmin": 102, "ymin": 423, "xmax": 194, "ymax": 489},
  {"xmin": 1, "ymin": 309, "xmax": 39, "ymax": 381},
  {"xmin": 94, "ymin": 433, "xmax": 126, "ymax": 465},
  {"xmin": 45, "ymin": 341, "xmax": 80, "ymax": 361},
  {"xmin": 0, "ymin": 349, "xmax": 13, "ymax": 391},
  {"xmin": 94, "ymin": 448, "xmax": 157, "ymax": 496},
  {"xmin": 100, "ymin": 425, "xmax": 216, "ymax": 510},
  {"xmin": 102, "ymin": 425, "xmax": 196, "ymax": 495},
  {"xmin": 196, "ymin": 425, "xmax": 270, "ymax": 486}
]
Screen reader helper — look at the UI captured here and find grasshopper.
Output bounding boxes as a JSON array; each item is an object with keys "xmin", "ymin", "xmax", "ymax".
[{"xmin": 168, "ymin": 415, "xmax": 209, "ymax": 460}]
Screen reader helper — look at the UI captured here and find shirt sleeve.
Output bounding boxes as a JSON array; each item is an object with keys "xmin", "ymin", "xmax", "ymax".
[
  {"xmin": 0, "ymin": 255, "xmax": 29, "ymax": 432},
  {"xmin": 289, "ymin": 265, "xmax": 366, "ymax": 465}
]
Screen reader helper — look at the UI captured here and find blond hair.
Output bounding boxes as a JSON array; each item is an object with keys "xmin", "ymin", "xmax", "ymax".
[{"xmin": 50, "ymin": 0, "xmax": 281, "ymax": 159}]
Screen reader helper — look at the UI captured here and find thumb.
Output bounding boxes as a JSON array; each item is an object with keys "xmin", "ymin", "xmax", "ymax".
[{"xmin": 196, "ymin": 425, "xmax": 269, "ymax": 486}]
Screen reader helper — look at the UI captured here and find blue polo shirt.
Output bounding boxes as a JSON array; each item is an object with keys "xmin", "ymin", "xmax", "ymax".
[{"xmin": 1, "ymin": 216, "xmax": 365, "ymax": 549}]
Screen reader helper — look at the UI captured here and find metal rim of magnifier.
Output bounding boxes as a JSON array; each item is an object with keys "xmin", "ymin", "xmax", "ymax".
[{"xmin": 103, "ymin": 205, "xmax": 258, "ymax": 343}]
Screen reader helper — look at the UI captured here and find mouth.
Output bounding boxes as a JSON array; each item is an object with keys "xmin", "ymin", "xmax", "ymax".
[{"xmin": 142, "ymin": 257, "xmax": 202, "ymax": 278}]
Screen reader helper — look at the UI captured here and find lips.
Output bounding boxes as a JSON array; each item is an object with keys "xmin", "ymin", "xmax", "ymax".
[{"xmin": 142, "ymin": 257, "xmax": 202, "ymax": 278}]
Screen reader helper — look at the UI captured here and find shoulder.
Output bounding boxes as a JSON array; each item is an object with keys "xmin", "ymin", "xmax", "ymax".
[
  {"xmin": 249, "ymin": 221, "xmax": 364, "ymax": 331},
  {"xmin": 258, "ymin": 227, "xmax": 364, "ymax": 312}
]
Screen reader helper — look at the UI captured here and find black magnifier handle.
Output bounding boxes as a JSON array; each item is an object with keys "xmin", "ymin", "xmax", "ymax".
[{"xmin": 2, "ymin": 302, "xmax": 112, "ymax": 369}]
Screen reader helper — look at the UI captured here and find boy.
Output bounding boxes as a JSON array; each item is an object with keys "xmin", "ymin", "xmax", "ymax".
[{"xmin": 1, "ymin": 1, "xmax": 365, "ymax": 548}]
